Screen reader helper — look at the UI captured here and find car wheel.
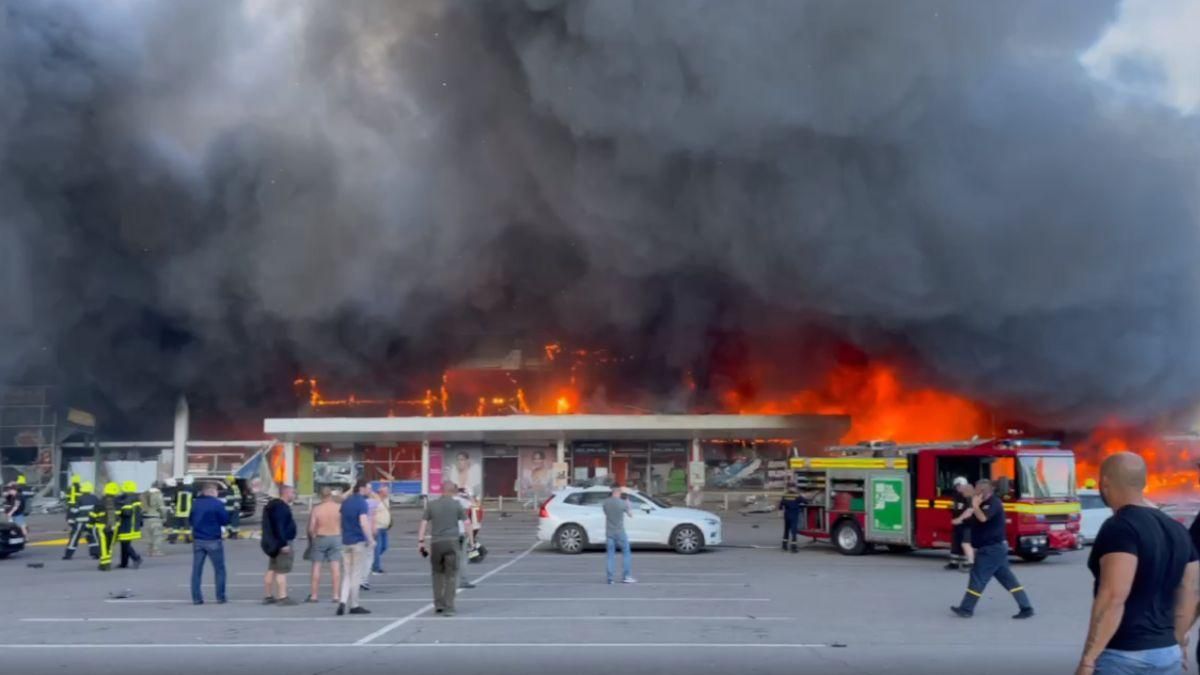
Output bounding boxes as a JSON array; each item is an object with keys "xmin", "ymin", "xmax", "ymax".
[
  {"xmin": 832, "ymin": 519, "xmax": 867, "ymax": 556},
  {"xmin": 672, "ymin": 524, "xmax": 704, "ymax": 555},
  {"xmin": 555, "ymin": 524, "xmax": 587, "ymax": 554}
]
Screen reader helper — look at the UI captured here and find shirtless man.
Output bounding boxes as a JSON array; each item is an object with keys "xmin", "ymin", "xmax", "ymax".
[{"xmin": 306, "ymin": 487, "xmax": 343, "ymax": 603}]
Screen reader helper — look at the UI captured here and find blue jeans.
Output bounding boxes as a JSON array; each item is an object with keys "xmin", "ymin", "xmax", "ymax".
[
  {"xmin": 606, "ymin": 532, "xmax": 631, "ymax": 582},
  {"xmin": 191, "ymin": 539, "xmax": 226, "ymax": 604},
  {"xmin": 1096, "ymin": 646, "xmax": 1183, "ymax": 675},
  {"xmin": 373, "ymin": 529, "xmax": 389, "ymax": 572}
]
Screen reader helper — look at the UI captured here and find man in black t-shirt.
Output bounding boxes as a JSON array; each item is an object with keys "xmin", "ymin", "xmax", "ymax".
[
  {"xmin": 950, "ymin": 478, "xmax": 1034, "ymax": 619},
  {"xmin": 947, "ymin": 477, "xmax": 975, "ymax": 571},
  {"xmin": 1079, "ymin": 452, "xmax": 1198, "ymax": 675}
]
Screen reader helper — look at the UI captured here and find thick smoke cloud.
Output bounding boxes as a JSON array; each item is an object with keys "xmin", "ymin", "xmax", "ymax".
[{"xmin": 1, "ymin": 0, "xmax": 1198, "ymax": 432}]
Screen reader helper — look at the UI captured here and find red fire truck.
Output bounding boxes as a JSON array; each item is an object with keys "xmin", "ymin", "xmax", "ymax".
[{"xmin": 789, "ymin": 438, "xmax": 1082, "ymax": 561}]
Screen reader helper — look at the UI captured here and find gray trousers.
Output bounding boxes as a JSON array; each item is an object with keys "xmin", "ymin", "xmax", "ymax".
[
  {"xmin": 430, "ymin": 539, "xmax": 459, "ymax": 611},
  {"xmin": 458, "ymin": 536, "xmax": 472, "ymax": 585}
]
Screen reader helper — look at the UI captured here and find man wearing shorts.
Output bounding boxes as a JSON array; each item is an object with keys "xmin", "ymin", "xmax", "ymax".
[
  {"xmin": 307, "ymin": 487, "xmax": 343, "ymax": 603},
  {"xmin": 262, "ymin": 485, "xmax": 298, "ymax": 606}
]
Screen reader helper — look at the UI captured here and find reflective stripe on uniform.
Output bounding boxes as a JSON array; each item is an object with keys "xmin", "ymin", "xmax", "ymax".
[
  {"xmin": 1009, "ymin": 586, "xmax": 1024, "ymax": 593},
  {"xmin": 966, "ymin": 589, "xmax": 982, "ymax": 597}
]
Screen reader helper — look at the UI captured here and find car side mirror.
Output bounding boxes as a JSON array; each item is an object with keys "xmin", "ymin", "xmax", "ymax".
[{"xmin": 641, "ymin": 507, "xmax": 653, "ymax": 513}]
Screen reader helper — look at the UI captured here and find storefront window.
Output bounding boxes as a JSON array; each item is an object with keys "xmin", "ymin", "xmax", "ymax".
[{"xmin": 702, "ymin": 441, "xmax": 789, "ymax": 491}]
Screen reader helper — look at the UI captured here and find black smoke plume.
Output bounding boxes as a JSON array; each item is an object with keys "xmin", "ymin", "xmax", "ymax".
[{"xmin": 2, "ymin": 0, "xmax": 1198, "ymax": 434}]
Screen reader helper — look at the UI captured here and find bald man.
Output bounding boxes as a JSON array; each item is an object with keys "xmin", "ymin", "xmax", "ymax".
[{"xmin": 1077, "ymin": 452, "xmax": 1198, "ymax": 675}]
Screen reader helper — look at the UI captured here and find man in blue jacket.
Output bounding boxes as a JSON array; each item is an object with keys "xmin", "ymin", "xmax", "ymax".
[{"xmin": 189, "ymin": 482, "xmax": 230, "ymax": 605}]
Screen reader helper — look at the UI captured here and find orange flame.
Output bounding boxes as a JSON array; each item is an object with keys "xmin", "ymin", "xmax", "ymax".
[{"xmin": 727, "ymin": 362, "xmax": 990, "ymax": 443}]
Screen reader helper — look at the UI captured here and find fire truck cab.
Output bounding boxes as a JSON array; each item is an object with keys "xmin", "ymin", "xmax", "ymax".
[{"xmin": 789, "ymin": 438, "xmax": 1081, "ymax": 562}]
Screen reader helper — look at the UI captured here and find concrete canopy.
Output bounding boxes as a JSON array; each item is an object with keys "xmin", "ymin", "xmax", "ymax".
[{"xmin": 264, "ymin": 414, "xmax": 850, "ymax": 444}]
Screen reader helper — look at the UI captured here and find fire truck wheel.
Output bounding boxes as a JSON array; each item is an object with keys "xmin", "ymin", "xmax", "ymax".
[
  {"xmin": 554, "ymin": 524, "xmax": 587, "ymax": 554},
  {"xmin": 1018, "ymin": 552, "xmax": 1048, "ymax": 563},
  {"xmin": 833, "ymin": 519, "xmax": 867, "ymax": 556},
  {"xmin": 671, "ymin": 525, "xmax": 704, "ymax": 555}
]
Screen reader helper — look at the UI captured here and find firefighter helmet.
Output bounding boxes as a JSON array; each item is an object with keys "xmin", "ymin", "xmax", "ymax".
[
  {"xmin": 1084, "ymin": 478, "xmax": 1097, "ymax": 490},
  {"xmin": 16, "ymin": 474, "xmax": 26, "ymax": 485},
  {"xmin": 165, "ymin": 477, "xmax": 177, "ymax": 487},
  {"xmin": 103, "ymin": 482, "xmax": 121, "ymax": 496},
  {"xmin": 182, "ymin": 475, "xmax": 194, "ymax": 486},
  {"xmin": 71, "ymin": 474, "xmax": 81, "ymax": 484},
  {"xmin": 122, "ymin": 480, "xmax": 138, "ymax": 493},
  {"xmin": 81, "ymin": 481, "xmax": 95, "ymax": 494}
]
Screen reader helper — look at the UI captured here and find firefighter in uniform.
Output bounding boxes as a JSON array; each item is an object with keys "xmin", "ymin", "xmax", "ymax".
[
  {"xmin": 223, "ymin": 476, "xmax": 241, "ymax": 539},
  {"xmin": 173, "ymin": 476, "xmax": 195, "ymax": 543},
  {"xmin": 63, "ymin": 481, "xmax": 99, "ymax": 560},
  {"xmin": 163, "ymin": 478, "xmax": 179, "ymax": 542},
  {"xmin": 141, "ymin": 482, "xmax": 166, "ymax": 556},
  {"xmin": 778, "ymin": 484, "xmax": 805, "ymax": 553},
  {"xmin": 118, "ymin": 480, "xmax": 143, "ymax": 569},
  {"xmin": 91, "ymin": 483, "xmax": 122, "ymax": 571},
  {"xmin": 950, "ymin": 478, "xmax": 1034, "ymax": 619},
  {"xmin": 66, "ymin": 475, "xmax": 82, "ymax": 513}
]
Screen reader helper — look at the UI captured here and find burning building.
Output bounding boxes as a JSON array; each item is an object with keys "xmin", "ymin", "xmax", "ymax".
[{"xmin": 3, "ymin": 2, "xmax": 1200, "ymax": 496}]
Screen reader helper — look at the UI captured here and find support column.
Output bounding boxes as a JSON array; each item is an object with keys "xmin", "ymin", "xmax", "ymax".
[
  {"xmin": 172, "ymin": 395, "xmax": 189, "ymax": 478},
  {"xmin": 420, "ymin": 440, "xmax": 431, "ymax": 495},
  {"xmin": 283, "ymin": 442, "xmax": 295, "ymax": 487},
  {"xmin": 688, "ymin": 438, "xmax": 704, "ymax": 507},
  {"xmin": 554, "ymin": 438, "xmax": 568, "ymax": 490}
]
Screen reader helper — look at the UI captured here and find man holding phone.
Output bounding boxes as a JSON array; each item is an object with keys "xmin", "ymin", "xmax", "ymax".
[
  {"xmin": 419, "ymin": 481, "xmax": 474, "ymax": 616},
  {"xmin": 604, "ymin": 485, "xmax": 636, "ymax": 585}
]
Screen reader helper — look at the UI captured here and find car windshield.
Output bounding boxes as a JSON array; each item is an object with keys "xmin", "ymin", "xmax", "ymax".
[
  {"xmin": 1018, "ymin": 455, "xmax": 1076, "ymax": 499},
  {"xmin": 645, "ymin": 494, "xmax": 672, "ymax": 509}
]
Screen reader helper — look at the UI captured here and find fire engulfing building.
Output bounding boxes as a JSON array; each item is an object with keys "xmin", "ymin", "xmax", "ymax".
[{"xmin": 264, "ymin": 414, "xmax": 849, "ymax": 502}]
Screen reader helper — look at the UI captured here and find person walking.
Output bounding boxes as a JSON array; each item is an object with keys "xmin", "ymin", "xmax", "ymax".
[
  {"xmin": 604, "ymin": 485, "xmax": 637, "ymax": 585},
  {"xmin": 141, "ymin": 482, "xmax": 166, "ymax": 557},
  {"xmin": 117, "ymin": 481, "xmax": 143, "ymax": 569},
  {"xmin": 454, "ymin": 487, "xmax": 477, "ymax": 589},
  {"xmin": 337, "ymin": 479, "xmax": 374, "ymax": 616},
  {"xmin": 418, "ymin": 481, "xmax": 473, "ymax": 617},
  {"xmin": 778, "ymin": 484, "xmax": 805, "ymax": 553},
  {"xmin": 371, "ymin": 485, "xmax": 392, "ymax": 574},
  {"xmin": 262, "ymin": 485, "xmax": 298, "ymax": 606},
  {"xmin": 306, "ymin": 487, "xmax": 343, "ymax": 603},
  {"xmin": 1077, "ymin": 453, "xmax": 1198, "ymax": 675},
  {"xmin": 63, "ymin": 481, "xmax": 98, "ymax": 560},
  {"xmin": 946, "ymin": 477, "xmax": 976, "ymax": 571},
  {"xmin": 361, "ymin": 486, "xmax": 381, "ymax": 592},
  {"xmin": 950, "ymin": 478, "xmax": 1033, "ymax": 619},
  {"xmin": 90, "ymin": 482, "xmax": 122, "ymax": 571},
  {"xmin": 189, "ymin": 482, "xmax": 230, "ymax": 605}
]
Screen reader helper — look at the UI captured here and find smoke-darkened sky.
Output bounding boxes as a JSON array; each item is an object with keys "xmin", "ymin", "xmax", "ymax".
[{"xmin": 1, "ymin": 0, "xmax": 1198, "ymax": 435}]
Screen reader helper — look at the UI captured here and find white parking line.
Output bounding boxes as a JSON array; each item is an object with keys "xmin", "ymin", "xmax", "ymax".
[
  {"xmin": 353, "ymin": 541, "xmax": 540, "ymax": 646},
  {"xmin": 105, "ymin": 599, "xmax": 430, "ymax": 604},
  {"xmin": 22, "ymin": 615, "xmax": 791, "ymax": 624},
  {"xmin": 494, "ymin": 572, "xmax": 745, "ymax": 576},
  {"xmin": 22, "ymin": 617, "xmax": 404, "ymax": 623},
  {"xmin": 196, "ymin": 582, "xmax": 748, "ymax": 588},
  {"xmin": 1, "ymin": 642, "xmax": 828, "ymax": 649}
]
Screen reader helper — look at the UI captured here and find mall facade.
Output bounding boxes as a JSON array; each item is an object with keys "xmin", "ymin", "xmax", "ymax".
[{"xmin": 263, "ymin": 414, "xmax": 850, "ymax": 502}]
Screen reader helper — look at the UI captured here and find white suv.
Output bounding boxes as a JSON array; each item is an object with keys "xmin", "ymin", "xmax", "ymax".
[{"xmin": 538, "ymin": 487, "xmax": 722, "ymax": 554}]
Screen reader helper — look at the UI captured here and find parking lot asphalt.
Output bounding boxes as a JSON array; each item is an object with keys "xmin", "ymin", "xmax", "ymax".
[{"xmin": 4, "ymin": 506, "xmax": 1107, "ymax": 674}]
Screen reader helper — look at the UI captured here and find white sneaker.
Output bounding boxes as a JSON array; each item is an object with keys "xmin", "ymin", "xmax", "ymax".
[{"xmin": 622, "ymin": 577, "xmax": 637, "ymax": 584}]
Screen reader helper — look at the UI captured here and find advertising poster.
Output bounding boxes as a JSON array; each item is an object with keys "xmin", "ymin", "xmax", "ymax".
[
  {"xmin": 428, "ymin": 449, "xmax": 443, "ymax": 495},
  {"xmin": 444, "ymin": 445, "xmax": 482, "ymax": 497},
  {"xmin": 517, "ymin": 447, "xmax": 555, "ymax": 502}
]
